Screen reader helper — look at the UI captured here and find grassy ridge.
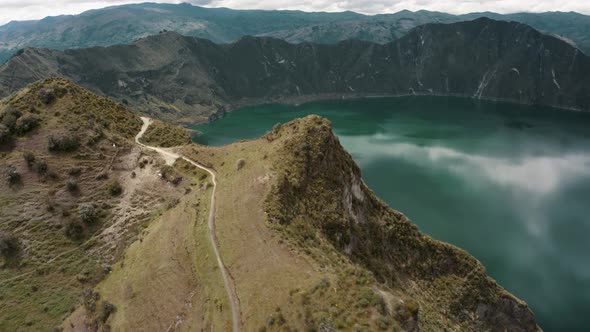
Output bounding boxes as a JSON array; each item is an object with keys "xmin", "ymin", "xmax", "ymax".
[{"xmin": 262, "ymin": 115, "xmax": 537, "ymax": 331}]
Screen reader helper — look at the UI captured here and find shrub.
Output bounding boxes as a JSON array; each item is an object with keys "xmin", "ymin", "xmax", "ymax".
[
  {"xmin": 167, "ymin": 197, "xmax": 180, "ymax": 209},
  {"xmin": 0, "ymin": 124, "xmax": 10, "ymax": 143},
  {"xmin": 82, "ymin": 289, "xmax": 100, "ymax": 312},
  {"xmin": 106, "ymin": 179, "xmax": 122, "ymax": 196},
  {"xmin": 98, "ymin": 301, "xmax": 116, "ymax": 323},
  {"xmin": 95, "ymin": 171, "xmax": 108, "ymax": 180},
  {"xmin": 33, "ymin": 160, "xmax": 48, "ymax": 174},
  {"xmin": 79, "ymin": 203, "xmax": 97, "ymax": 223},
  {"xmin": 39, "ymin": 89, "xmax": 56, "ymax": 104},
  {"xmin": 66, "ymin": 179, "xmax": 78, "ymax": 192},
  {"xmin": 46, "ymin": 170, "xmax": 60, "ymax": 181},
  {"xmin": 160, "ymin": 166, "xmax": 182, "ymax": 185},
  {"xmin": 0, "ymin": 232, "xmax": 20, "ymax": 258},
  {"xmin": 236, "ymin": 158, "xmax": 246, "ymax": 171},
  {"xmin": 23, "ymin": 151, "xmax": 36, "ymax": 167},
  {"xmin": 87, "ymin": 128, "xmax": 103, "ymax": 146},
  {"xmin": 4, "ymin": 165, "xmax": 20, "ymax": 185},
  {"xmin": 67, "ymin": 166, "xmax": 82, "ymax": 176},
  {"xmin": 0, "ymin": 108, "xmax": 21, "ymax": 130},
  {"xmin": 48, "ymin": 134, "xmax": 80, "ymax": 152},
  {"xmin": 65, "ymin": 220, "xmax": 84, "ymax": 239},
  {"xmin": 14, "ymin": 114, "xmax": 39, "ymax": 135}
]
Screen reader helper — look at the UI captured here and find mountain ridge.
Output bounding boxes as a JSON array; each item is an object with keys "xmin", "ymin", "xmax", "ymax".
[
  {"xmin": 1, "ymin": 18, "xmax": 588, "ymax": 124},
  {"xmin": 0, "ymin": 79, "xmax": 541, "ymax": 330},
  {"xmin": 2, "ymin": 2, "xmax": 590, "ymax": 64}
]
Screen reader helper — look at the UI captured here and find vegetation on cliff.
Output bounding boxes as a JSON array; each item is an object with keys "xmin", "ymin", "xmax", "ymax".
[
  {"xmin": 138, "ymin": 119, "xmax": 192, "ymax": 147},
  {"xmin": 263, "ymin": 115, "xmax": 538, "ymax": 331}
]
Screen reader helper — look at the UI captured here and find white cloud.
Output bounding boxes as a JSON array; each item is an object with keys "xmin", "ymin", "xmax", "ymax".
[{"xmin": 1, "ymin": 0, "xmax": 590, "ymax": 25}]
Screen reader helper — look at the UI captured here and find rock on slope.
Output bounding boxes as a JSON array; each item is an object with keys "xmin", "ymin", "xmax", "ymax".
[{"xmin": 1, "ymin": 18, "xmax": 588, "ymax": 124}]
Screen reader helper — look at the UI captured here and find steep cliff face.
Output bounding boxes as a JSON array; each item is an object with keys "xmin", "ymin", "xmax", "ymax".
[
  {"xmin": 1, "ymin": 18, "xmax": 589, "ymax": 123},
  {"xmin": 264, "ymin": 115, "xmax": 540, "ymax": 331}
]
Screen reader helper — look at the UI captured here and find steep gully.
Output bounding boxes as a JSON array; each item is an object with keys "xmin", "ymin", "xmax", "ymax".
[{"xmin": 135, "ymin": 117, "xmax": 240, "ymax": 332}]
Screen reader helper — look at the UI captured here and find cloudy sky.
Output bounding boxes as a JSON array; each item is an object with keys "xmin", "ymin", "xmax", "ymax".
[{"xmin": 1, "ymin": 0, "xmax": 589, "ymax": 25}]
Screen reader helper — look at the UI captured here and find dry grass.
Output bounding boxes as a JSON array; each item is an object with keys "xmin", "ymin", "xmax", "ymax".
[
  {"xmin": 138, "ymin": 119, "xmax": 192, "ymax": 147},
  {"xmin": 178, "ymin": 131, "xmax": 395, "ymax": 330},
  {"xmin": 179, "ymin": 115, "xmax": 535, "ymax": 331},
  {"xmin": 0, "ymin": 79, "xmax": 187, "ymax": 331},
  {"xmin": 64, "ymin": 158, "xmax": 230, "ymax": 331}
]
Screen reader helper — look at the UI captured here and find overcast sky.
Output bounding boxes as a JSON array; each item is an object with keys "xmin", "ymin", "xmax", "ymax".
[{"xmin": 1, "ymin": 0, "xmax": 589, "ymax": 25}]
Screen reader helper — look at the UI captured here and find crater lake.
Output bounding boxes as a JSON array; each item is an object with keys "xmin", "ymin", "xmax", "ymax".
[{"xmin": 192, "ymin": 96, "xmax": 590, "ymax": 331}]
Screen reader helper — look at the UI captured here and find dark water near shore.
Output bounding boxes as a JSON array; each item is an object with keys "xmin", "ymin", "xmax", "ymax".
[{"xmin": 192, "ymin": 96, "xmax": 590, "ymax": 331}]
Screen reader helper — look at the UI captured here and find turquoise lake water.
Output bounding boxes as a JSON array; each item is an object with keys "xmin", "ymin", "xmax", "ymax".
[{"xmin": 192, "ymin": 96, "xmax": 590, "ymax": 331}]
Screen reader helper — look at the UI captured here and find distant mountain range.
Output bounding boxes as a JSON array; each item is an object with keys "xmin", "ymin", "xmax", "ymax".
[
  {"xmin": 1, "ymin": 2, "xmax": 590, "ymax": 64},
  {"xmin": 2, "ymin": 18, "xmax": 587, "ymax": 124}
]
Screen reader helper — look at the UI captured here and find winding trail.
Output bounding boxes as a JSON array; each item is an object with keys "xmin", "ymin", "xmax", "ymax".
[{"xmin": 135, "ymin": 117, "xmax": 240, "ymax": 332}]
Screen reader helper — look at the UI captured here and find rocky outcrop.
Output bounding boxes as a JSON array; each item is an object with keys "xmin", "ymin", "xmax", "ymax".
[
  {"xmin": 264, "ymin": 115, "xmax": 541, "ymax": 331},
  {"xmin": 1, "ymin": 18, "xmax": 589, "ymax": 124}
]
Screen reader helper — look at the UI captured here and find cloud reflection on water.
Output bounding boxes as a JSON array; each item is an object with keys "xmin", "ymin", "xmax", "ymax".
[{"xmin": 342, "ymin": 134, "xmax": 590, "ymax": 195}]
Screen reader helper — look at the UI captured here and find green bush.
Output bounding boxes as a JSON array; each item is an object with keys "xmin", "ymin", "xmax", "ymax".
[
  {"xmin": 82, "ymin": 289, "xmax": 100, "ymax": 312},
  {"xmin": 160, "ymin": 166, "xmax": 182, "ymax": 185},
  {"xmin": 65, "ymin": 220, "xmax": 85, "ymax": 239},
  {"xmin": 106, "ymin": 179, "xmax": 122, "ymax": 196},
  {"xmin": 78, "ymin": 203, "xmax": 97, "ymax": 223},
  {"xmin": 39, "ymin": 89, "xmax": 56, "ymax": 105},
  {"xmin": 0, "ymin": 124, "xmax": 10, "ymax": 143},
  {"xmin": 66, "ymin": 179, "xmax": 78, "ymax": 192},
  {"xmin": 98, "ymin": 301, "xmax": 116, "ymax": 323},
  {"xmin": 0, "ymin": 231, "xmax": 20, "ymax": 258},
  {"xmin": 68, "ymin": 166, "xmax": 82, "ymax": 176},
  {"xmin": 0, "ymin": 107, "xmax": 21, "ymax": 130},
  {"xmin": 4, "ymin": 165, "xmax": 20, "ymax": 185},
  {"xmin": 22, "ymin": 151, "xmax": 36, "ymax": 167},
  {"xmin": 33, "ymin": 160, "xmax": 48, "ymax": 174},
  {"xmin": 14, "ymin": 114, "xmax": 39, "ymax": 135},
  {"xmin": 48, "ymin": 134, "xmax": 80, "ymax": 152}
]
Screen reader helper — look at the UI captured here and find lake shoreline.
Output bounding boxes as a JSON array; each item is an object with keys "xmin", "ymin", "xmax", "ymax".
[{"xmin": 194, "ymin": 92, "xmax": 585, "ymax": 129}]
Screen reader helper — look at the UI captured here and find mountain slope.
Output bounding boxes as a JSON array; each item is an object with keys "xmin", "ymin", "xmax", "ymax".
[
  {"xmin": 263, "ymin": 11, "xmax": 590, "ymax": 54},
  {"xmin": 2, "ymin": 3, "xmax": 590, "ymax": 64},
  {"xmin": 0, "ymin": 79, "xmax": 540, "ymax": 330},
  {"xmin": 64, "ymin": 113, "xmax": 540, "ymax": 331},
  {"xmin": 177, "ymin": 115, "xmax": 540, "ymax": 331},
  {"xmin": 1, "ymin": 18, "xmax": 589, "ymax": 124},
  {"xmin": 0, "ymin": 2, "xmax": 361, "ymax": 64},
  {"xmin": 0, "ymin": 79, "xmax": 194, "ymax": 330}
]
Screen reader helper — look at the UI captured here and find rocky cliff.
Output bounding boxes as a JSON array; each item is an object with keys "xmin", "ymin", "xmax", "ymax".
[
  {"xmin": 1, "ymin": 18, "xmax": 589, "ymax": 124},
  {"xmin": 262, "ymin": 115, "xmax": 540, "ymax": 331}
]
